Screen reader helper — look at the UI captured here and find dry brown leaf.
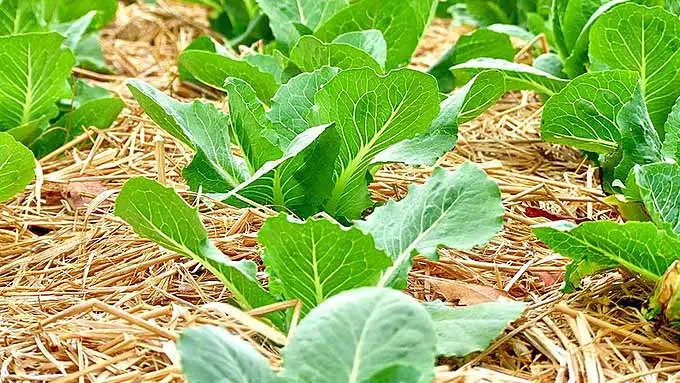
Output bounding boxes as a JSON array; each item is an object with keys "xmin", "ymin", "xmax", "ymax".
[
  {"xmin": 61, "ymin": 181, "xmax": 108, "ymax": 209},
  {"xmin": 429, "ymin": 279, "xmax": 509, "ymax": 305}
]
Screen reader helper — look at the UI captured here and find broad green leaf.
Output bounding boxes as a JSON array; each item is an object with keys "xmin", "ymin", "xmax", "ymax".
[
  {"xmin": 255, "ymin": 0, "xmax": 348, "ymax": 49},
  {"xmin": 216, "ymin": 124, "xmax": 339, "ymax": 218},
  {"xmin": 55, "ymin": 0, "xmax": 118, "ymax": 30},
  {"xmin": 561, "ymin": 0, "xmax": 628, "ymax": 78},
  {"xmin": 267, "ymin": 67, "xmax": 338, "ymax": 147},
  {"xmin": 178, "ymin": 35, "xmax": 229, "ymax": 82},
  {"xmin": 224, "ymin": 78, "xmax": 283, "ymax": 172},
  {"xmin": 31, "ymin": 97, "xmax": 124, "ymax": 158},
  {"xmin": 243, "ymin": 51, "xmax": 288, "ymax": 83},
  {"xmin": 51, "ymin": 11, "xmax": 95, "ymax": 52},
  {"xmin": 0, "ymin": 0, "xmax": 49, "ymax": 35},
  {"xmin": 356, "ymin": 164, "xmax": 504, "ymax": 289},
  {"xmin": 428, "ymin": 28, "xmax": 514, "ymax": 93},
  {"xmin": 114, "ymin": 177, "xmax": 284, "ymax": 327},
  {"xmin": 127, "ymin": 80, "xmax": 249, "ymax": 193},
  {"xmin": 314, "ymin": 0, "xmax": 437, "ymax": 70},
  {"xmin": 178, "ymin": 326, "xmax": 279, "ymax": 383},
  {"xmin": 541, "ymin": 70, "xmax": 638, "ymax": 154},
  {"xmin": 333, "ymin": 29, "xmax": 387, "ymax": 69},
  {"xmin": 589, "ymin": 3, "xmax": 680, "ymax": 131},
  {"xmin": 424, "ymin": 300, "xmax": 526, "ymax": 357},
  {"xmin": 72, "ymin": 33, "xmax": 110, "ymax": 73},
  {"xmin": 451, "ymin": 58, "xmax": 568, "ymax": 96},
  {"xmin": 633, "ymin": 163, "xmax": 680, "ymax": 235},
  {"xmin": 289, "ymin": 35, "xmax": 382, "ymax": 73},
  {"xmin": 662, "ymin": 97, "xmax": 680, "ymax": 161},
  {"xmin": 0, "ymin": 132, "xmax": 35, "ymax": 203},
  {"xmin": 281, "ymin": 287, "xmax": 437, "ymax": 383},
  {"xmin": 558, "ymin": 0, "xmax": 610, "ymax": 54},
  {"xmin": 310, "ymin": 68, "xmax": 440, "ymax": 219},
  {"xmin": 374, "ymin": 70, "xmax": 505, "ymax": 166},
  {"xmin": 533, "ymin": 220, "xmax": 680, "ymax": 290},
  {"xmin": 0, "ymin": 33, "xmax": 75, "ymax": 143},
  {"xmin": 667, "ymin": 0, "xmax": 680, "ymax": 15},
  {"xmin": 259, "ymin": 214, "xmax": 391, "ymax": 315},
  {"xmin": 178, "ymin": 50, "xmax": 279, "ymax": 104},
  {"xmin": 488, "ymin": 23, "xmax": 537, "ymax": 42},
  {"xmin": 603, "ymin": 82, "xmax": 663, "ymax": 188}
]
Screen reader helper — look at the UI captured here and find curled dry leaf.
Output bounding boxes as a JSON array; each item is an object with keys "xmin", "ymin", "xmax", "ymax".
[{"xmin": 429, "ymin": 278, "xmax": 510, "ymax": 305}]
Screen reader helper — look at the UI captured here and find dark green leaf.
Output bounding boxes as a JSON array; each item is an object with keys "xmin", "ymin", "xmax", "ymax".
[
  {"xmin": 332, "ymin": 29, "xmax": 387, "ymax": 69},
  {"xmin": 55, "ymin": 0, "xmax": 117, "ymax": 30}
]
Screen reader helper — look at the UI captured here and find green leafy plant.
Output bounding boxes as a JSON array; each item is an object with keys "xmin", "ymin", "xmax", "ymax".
[{"xmin": 0, "ymin": 132, "xmax": 35, "ymax": 203}]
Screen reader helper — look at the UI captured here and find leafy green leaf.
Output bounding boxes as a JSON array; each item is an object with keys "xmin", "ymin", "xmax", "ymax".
[
  {"xmin": 55, "ymin": 0, "xmax": 118, "ymax": 30},
  {"xmin": 259, "ymin": 214, "xmax": 391, "ymax": 315},
  {"xmin": 51, "ymin": 10, "xmax": 95, "ymax": 52},
  {"xmin": 178, "ymin": 50, "xmax": 279, "ymax": 104},
  {"xmin": 289, "ymin": 35, "xmax": 382, "ymax": 73},
  {"xmin": 356, "ymin": 164, "xmax": 504, "ymax": 289},
  {"xmin": 0, "ymin": 32, "xmax": 75, "ymax": 143},
  {"xmin": 633, "ymin": 163, "xmax": 680, "ymax": 235},
  {"xmin": 310, "ymin": 68, "xmax": 440, "ymax": 219},
  {"xmin": 179, "ymin": 326, "xmax": 279, "ymax": 383},
  {"xmin": 662, "ymin": 97, "xmax": 680, "ymax": 161},
  {"xmin": 374, "ymin": 70, "xmax": 505, "ymax": 166},
  {"xmin": 332, "ymin": 29, "xmax": 387, "ymax": 69},
  {"xmin": 0, "ymin": 132, "xmax": 35, "ymax": 203},
  {"xmin": 0, "ymin": 0, "xmax": 49, "ymax": 36},
  {"xmin": 216, "ymin": 123, "xmax": 339, "ymax": 218},
  {"xmin": 127, "ymin": 80, "xmax": 249, "ymax": 193},
  {"xmin": 178, "ymin": 35, "xmax": 229, "ymax": 82},
  {"xmin": 540, "ymin": 70, "xmax": 638, "ymax": 154},
  {"xmin": 533, "ymin": 220, "xmax": 680, "ymax": 290},
  {"xmin": 224, "ymin": 78, "xmax": 283, "ymax": 172},
  {"xmin": 31, "ymin": 97, "xmax": 124, "ymax": 158},
  {"xmin": 72, "ymin": 32, "xmax": 110, "ymax": 73},
  {"xmin": 534, "ymin": 53, "xmax": 567, "ymax": 79},
  {"xmin": 255, "ymin": 0, "xmax": 348, "ymax": 49},
  {"xmin": 267, "ymin": 67, "xmax": 338, "ymax": 147},
  {"xmin": 314, "ymin": 0, "xmax": 437, "ymax": 70},
  {"xmin": 424, "ymin": 300, "xmax": 526, "ymax": 357},
  {"xmin": 281, "ymin": 287, "xmax": 436, "ymax": 383},
  {"xmin": 451, "ymin": 58, "xmax": 568, "ymax": 96},
  {"xmin": 243, "ymin": 51, "xmax": 288, "ymax": 83},
  {"xmin": 589, "ymin": 3, "xmax": 680, "ymax": 131},
  {"xmin": 428, "ymin": 28, "xmax": 514, "ymax": 93},
  {"xmin": 114, "ymin": 177, "xmax": 284, "ymax": 327}
]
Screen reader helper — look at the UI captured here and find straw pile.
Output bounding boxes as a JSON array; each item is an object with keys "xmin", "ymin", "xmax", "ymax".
[{"xmin": 1, "ymin": 1, "xmax": 678, "ymax": 382}]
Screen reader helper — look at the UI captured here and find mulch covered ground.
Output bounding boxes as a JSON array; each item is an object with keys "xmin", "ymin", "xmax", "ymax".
[{"xmin": 1, "ymin": 1, "xmax": 679, "ymax": 382}]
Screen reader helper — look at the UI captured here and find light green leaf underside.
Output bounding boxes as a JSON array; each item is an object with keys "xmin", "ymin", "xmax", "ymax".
[
  {"xmin": 375, "ymin": 70, "xmax": 505, "ymax": 166},
  {"xmin": 451, "ymin": 58, "xmax": 568, "ymax": 96},
  {"xmin": 310, "ymin": 67, "xmax": 441, "ymax": 219},
  {"xmin": 255, "ymin": 0, "xmax": 348, "ymax": 49},
  {"xmin": 424, "ymin": 300, "xmax": 526, "ymax": 357},
  {"xmin": 333, "ymin": 29, "xmax": 387, "ymax": 69},
  {"xmin": 127, "ymin": 80, "xmax": 249, "ymax": 193},
  {"xmin": 259, "ymin": 214, "xmax": 391, "ymax": 315},
  {"xmin": 281, "ymin": 287, "xmax": 437, "ymax": 383},
  {"xmin": 533, "ymin": 220, "xmax": 680, "ymax": 290},
  {"xmin": 178, "ymin": 50, "xmax": 279, "ymax": 104},
  {"xmin": 541, "ymin": 70, "xmax": 638, "ymax": 154},
  {"xmin": 267, "ymin": 67, "xmax": 338, "ymax": 148},
  {"xmin": 178, "ymin": 326, "xmax": 279, "ymax": 383},
  {"xmin": 589, "ymin": 3, "xmax": 680, "ymax": 130},
  {"xmin": 215, "ymin": 124, "xmax": 339, "ymax": 218},
  {"xmin": 289, "ymin": 35, "xmax": 382, "ymax": 73},
  {"xmin": 0, "ymin": 32, "xmax": 75, "ymax": 142},
  {"xmin": 314, "ymin": 0, "xmax": 436, "ymax": 70},
  {"xmin": 634, "ymin": 163, "xmax": 680, "ymax": 235},
  {"xmin": 356, "ymin": 164, "xmax": 504, "ymax": 289},
  {"xmin": 114, "ymin": 177, "xmax": 283, "ymax": 327},
  {"xmin": 0, "ymin": 132, "xmax": 35, "ymax": 203}
]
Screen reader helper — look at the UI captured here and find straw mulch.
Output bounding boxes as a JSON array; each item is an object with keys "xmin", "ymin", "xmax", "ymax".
[{"xmin": 1, "ymin": 1, "xmax": 679, "ymax": 382}]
